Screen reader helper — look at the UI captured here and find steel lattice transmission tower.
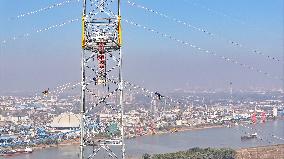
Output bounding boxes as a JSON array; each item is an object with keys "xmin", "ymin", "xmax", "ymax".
[{"xmin": 80, "ymin": 0, "xmax": 125, "ymax": 158}]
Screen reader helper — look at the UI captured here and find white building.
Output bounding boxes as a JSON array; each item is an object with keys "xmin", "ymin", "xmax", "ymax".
[
  {"xmin": 273, "ymin": 107, "xmax": 278, "ymax": 117},
  {"xmin": 50, "ymin": 112, "xmax": 80, "ymax": 132}
]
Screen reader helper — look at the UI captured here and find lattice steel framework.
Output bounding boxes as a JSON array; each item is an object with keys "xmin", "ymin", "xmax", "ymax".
[
  {"xmin": 80, "ymin": 0, "xmax": 124, "ymax": 158},
  {"xmin": 149, "ymin": 92, "xmax": 163, "ymax": 134}
]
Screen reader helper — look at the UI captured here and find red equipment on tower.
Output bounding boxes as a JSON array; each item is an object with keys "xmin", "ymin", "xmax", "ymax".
[
  {"xmin": 97, "ymin": 42, "xmax": 106, "ymax": 85},
  {"xmin": 251, "ymin": 113, "xmax": 257, "ymax": 124}
]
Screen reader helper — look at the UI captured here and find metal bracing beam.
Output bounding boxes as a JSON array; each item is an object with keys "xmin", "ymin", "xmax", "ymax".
[{"xmin": 80, "ymin": 0, "xmax": 124, "ymax": 158}]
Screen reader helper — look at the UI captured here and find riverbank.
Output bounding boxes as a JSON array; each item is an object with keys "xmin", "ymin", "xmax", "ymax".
[
  {"xmin": 32, "ymin": 139, "xmax": 80, "ymax": 151},
  {"xmin": 0, "ymin": 123, "xmax": 259, "ymax": 152},
  {"xmin": 146, "ymin": 125, "xmax": 225, "ymax": 136},
  {"xmin": 5, "ymin": 120, "xmax": 284, "ymax": 159},
  {"xmin": 4, "ymin": 119, "xmax": 284, "ymax": 159},
  {"xmin": 236, "ymin": 144, "xmax": 284, "ymax": 159},
  {"xmin": 134, "ymin": 118, "xmax": 283, "ymax": 138},
  {"xmin": 135, "ymin": 124, "xmax": 224, "ymax": 138},
  {"xmin": 1, "ymin": 124, "xmax": 224, "ymax": 157},
  {"xmin": 143, "ymin": 144, "xmax": 284, "ymax": 159},
  {"xmin": 29, "ymin": 125, "xmax": 223, "ymax": 150}
]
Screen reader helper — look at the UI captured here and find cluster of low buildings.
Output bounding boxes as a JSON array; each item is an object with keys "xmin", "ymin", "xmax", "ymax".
[{"xmin": 0, "ymin": 90, "xmax": 283, "ymax": 146}]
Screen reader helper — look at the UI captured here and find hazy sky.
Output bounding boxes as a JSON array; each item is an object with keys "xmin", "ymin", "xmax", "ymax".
[{"xmin": 0, "ymin": 0, "xmax": 283, "ymax": 94}]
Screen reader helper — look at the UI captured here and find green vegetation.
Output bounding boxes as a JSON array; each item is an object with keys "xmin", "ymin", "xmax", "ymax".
[{"xmin": 143, "ymin": 147, "xmax": 236, "ymax": 159}]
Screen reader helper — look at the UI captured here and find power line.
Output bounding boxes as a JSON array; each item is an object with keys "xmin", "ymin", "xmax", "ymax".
[
  {"xmin": 123, "ymin": 18, "xmax": 282, "ymax": 81},
  {"xmin": 183, "ymin": 0, "xmax": 283, "ymax": 41},
  {"xmin": 111, "ymin": 77, "xmax": 284, "ymax": 143},
  {"xmin": 10, "ymin": 0, "xmax": 80, "ymax": 20},
  {"xmin": 183, "ymin": 0, "xmax": 252, "ymax": 27},
  {"xmin": 1, "ymin": 18, "xmax": 79, "ymax": 46},
  {"xmin": 127, "ymin": 1, "xmax": 281, "ymax": 63},
  {"xmin": 22, "ymin": 81, "xmax": 80, "ymax": 101},
  {"xmin": 107, "ymin": 76, "xmax": 183, "ymax": 107}
]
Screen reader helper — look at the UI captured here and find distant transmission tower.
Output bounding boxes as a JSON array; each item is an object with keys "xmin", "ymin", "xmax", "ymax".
[
  {"xmin": 229, "ymin": 81, "xmax": 233, "ymax": 107},
  {"xmin": 151, "ymin": 93, "xmax": 159, "ymax": 122},
  {"xmin": 149, "ymin": 92, "xmax": 162, "ymax": 134},
  {"xmin": 80, "ymin": 0, "xmax": 124, "ymax": 158}
]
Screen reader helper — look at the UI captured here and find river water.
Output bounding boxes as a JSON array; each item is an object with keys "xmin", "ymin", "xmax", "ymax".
[{"xmin": 7, "ymin": 120, "xmax": 284, "ymax": 159}]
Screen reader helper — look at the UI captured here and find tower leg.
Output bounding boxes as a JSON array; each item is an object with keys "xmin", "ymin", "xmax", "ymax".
[{"xmin": 80, "ymin": 49, "xmax": 86, "ymax": 159}]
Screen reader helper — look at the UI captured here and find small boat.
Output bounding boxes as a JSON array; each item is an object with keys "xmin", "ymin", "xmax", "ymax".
[
  {"xmin": 241, "ymin": 133, "xmax": 257, "ymax": 140},
  {"xmin": 15, "ymin": 148, "xmax": 26, "ymax": 153},
  {"xmin": 127, "ymin": 135, "xmax": 136, "ymax": 139},
  {"xmin": 24, "ymin": 147, "xmax": 33, "ymax": 153},
  {"xmin": 15, "ymin": 147, "xmax": 33, "ymax": 154},
  {"xmin": 170, "ymin": 128, "xmax": 178, "ymax": 133}
]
